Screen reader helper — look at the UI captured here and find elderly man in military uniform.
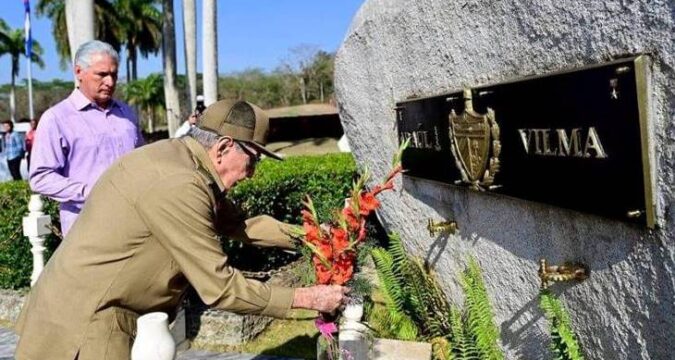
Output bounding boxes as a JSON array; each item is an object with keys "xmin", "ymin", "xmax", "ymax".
[{"xmin": 15, "ymin": 100, "xmax": 348, "ymax": 360}]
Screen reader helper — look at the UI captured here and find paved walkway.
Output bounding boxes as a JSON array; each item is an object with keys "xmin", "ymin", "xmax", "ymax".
[{"xmin": 0, "ymin": 327, "xmax": 302, "ymax": 360}]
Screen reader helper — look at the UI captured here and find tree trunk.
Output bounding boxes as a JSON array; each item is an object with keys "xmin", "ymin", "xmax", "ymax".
[
  {"xmin": 300, "ymin": 77, "xmax": 307, "ymax": 104},
  {"xmin": 126, "ymin": 56, "xmax": 132, "ymax": 84},
  {"xmin": 182, "ymin": 0, "xmax": 197, "ymax": 112},
  {"xmin": 202, "ymin": 0, "xmax": 218, "ymax": 106},
  {"xmin": 65, "ymin": 0, "xmax": 94, "ymax": 65},
  {"xmin": 162, "ymin": 0, "xmax": 181, "ymax": 137},
  {"xmin": 147, "ymin": 107, "xmax": 154, "ymax": 134},
  {"xmin": 9, "ymin": 71, "xmax": 16, "ymax": 123},
  {"xmin": 131, "ymin": 52, "xmax": 138, "ymax": 81}
]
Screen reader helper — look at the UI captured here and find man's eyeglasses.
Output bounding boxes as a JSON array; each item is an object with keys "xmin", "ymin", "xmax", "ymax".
[{"xmin": 234, "ymin": 140, "xmax": 261, "ymax": 164}]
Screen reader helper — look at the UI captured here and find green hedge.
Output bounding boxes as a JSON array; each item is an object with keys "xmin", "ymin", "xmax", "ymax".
[
  {"xmin": 224, "ymin": 153, "xmax": 358, "ymax": 273},
  {"xmin": 0, "ymin": 153, "xmax": 357, "ymax": 288},
  {"xmin": 229, "ymin": 153, "xmax": 357, "ymax": 224},
  {"xmin": 0, "ymin": 181, "xmax": 61, "ymax": 289}
]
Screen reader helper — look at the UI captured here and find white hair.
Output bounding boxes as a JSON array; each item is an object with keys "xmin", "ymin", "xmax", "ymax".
[
  {"xmin": 186, "ymin": 126, "xmax": 247, "ymax": 155},
  {"xmin": 74, "ymin": 40, "xmax": 119, "ymax": 70},
  {"xmin": 186, "ymin": 126, "xmax": 221, "ymax": 148}
]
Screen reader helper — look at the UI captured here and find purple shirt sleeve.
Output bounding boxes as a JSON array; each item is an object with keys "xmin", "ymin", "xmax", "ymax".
[{"xmin": 29, "ymin": 109, "xmax": 88, "ymax": 203}]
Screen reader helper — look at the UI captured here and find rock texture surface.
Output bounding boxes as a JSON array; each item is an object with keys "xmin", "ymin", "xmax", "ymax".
[
  {"xmin": 334, "ymin": 1, "xmax": 674, "ymax": 359},
  {"xmin": 187, "ymin": 267, "xmax": 300, "ymax": 347}
]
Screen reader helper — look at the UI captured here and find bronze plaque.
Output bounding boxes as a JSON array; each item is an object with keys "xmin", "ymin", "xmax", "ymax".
[{"xmin": 397, "ymin": 56, "xmax": 654, "ymax": 227}]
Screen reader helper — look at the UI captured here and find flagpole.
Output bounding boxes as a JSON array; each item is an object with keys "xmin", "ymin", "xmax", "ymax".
[
  {"xmin": 24, "ymin": 0, "xmax": 34, "ymax": 119},
  {"xmin": 26, "ymin": 57, "xmax": 33, "ymax": 119}
]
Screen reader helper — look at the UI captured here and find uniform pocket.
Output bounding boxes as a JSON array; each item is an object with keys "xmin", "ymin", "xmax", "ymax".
[{"xmin": 78, "ymin": 307, "xmax": 138, "ymax": 360}]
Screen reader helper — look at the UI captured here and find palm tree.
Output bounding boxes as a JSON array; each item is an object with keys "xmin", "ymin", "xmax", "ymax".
[
  {"xmin": 0, "ymin": 20, "xmax": 45, "ymax": 122},
  {"xmin": 36, "ymin": 0, "xmax": 120, "ymax": 69},
  {"xmin": 114, "ymin": 0, "xmax": 162, "ymax": 81},
  {"xmin": 65, "ymin": 0, "xmax": 94, "ymax": 61},
  {"xmin": 124, "ymin": 73, "xmax": 164, "ymax": 133},
  {"xmin": 203, "ymin": 0, "xmax": 218, "ymax": 106},
  {"xmin": 182, "ymin": 0, "xmax": 197, "ymax": 111},
  {"xmin": 162, "ymin": 0, "xmax": 181, "ymax": 137}
]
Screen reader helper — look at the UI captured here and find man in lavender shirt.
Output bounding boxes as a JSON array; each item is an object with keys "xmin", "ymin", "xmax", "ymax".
[{"xmin": 29, "ymin": 40, "xmax": 144, "ymax": 236}]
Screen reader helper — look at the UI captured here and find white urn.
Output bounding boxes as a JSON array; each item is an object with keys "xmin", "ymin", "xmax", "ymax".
[{"xmin": 131, "ymin": 312, "xmax": 176, "ymax": 360}]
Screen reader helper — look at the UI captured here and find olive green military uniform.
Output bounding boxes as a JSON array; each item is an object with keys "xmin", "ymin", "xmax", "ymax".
[{"xmin": 15, "ymin": 137, "xmax": 295, "ymax": 360}]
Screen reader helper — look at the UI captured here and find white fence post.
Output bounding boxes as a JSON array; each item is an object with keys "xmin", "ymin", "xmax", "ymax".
[{"xmin": 22, "ymin": 194, "xmax": 52, "ymax": 286}]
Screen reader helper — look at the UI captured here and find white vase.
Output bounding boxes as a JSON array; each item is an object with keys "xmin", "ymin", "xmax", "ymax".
[
  {"xmin": 131, "ymin": 312, "xmax": 176, "ymax": 360},
  {"xmin": 342, "ymin": 302, "xmax": 364, "ymax": 323},
  {"xmin": 340, "ymin": 301, "xmax": 370, "ymax": 359}
]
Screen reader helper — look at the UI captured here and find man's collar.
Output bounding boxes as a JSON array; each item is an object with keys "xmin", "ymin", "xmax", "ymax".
[
  {"xmin": 182, "ymin": 137, "xmax": 226, "ymax": 193},
  {"xmin": 69, "ymin": 88, "xmax": 120, "ymax": 111}
]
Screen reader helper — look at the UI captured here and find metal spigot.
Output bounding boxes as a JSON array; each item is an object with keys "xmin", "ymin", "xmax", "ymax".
[
  {"xmin": 538, "ymin": 258, "xmax": 589, "ymax": 289},
  {"xmin": 427, "ymin": 219, "xmax": 458, "ymax": 237}
]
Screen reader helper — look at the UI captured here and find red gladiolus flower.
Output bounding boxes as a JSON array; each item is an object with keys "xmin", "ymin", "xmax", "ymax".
[
  {"xmin": 303, "ymin": 223, "xmax": 321, "ymax": 244},
  {"xmin": 331, "ymin": 227, "xmax": 350, "ymax": 254},
  {"xmin": 306, "ymin": 139, "xmax": 408, "ymax": 338},
  {"xmin": 358, "ymin": 191, "xmax": 380, "ymax": 216},
  {"xmin": 317, "ymin": 240, "xmax": 333, "ymax": 261},
  {"xmin": 356, "ymin": 219, "xmax": 367, "ymax": 242},
  {"xmin": 313, "ymin": 256, "xmax": 333, "ymax": 284},
  {"xmin": 300, "ymin": 141, "xmax": 407, "ymax": 289},
  {"xmin": 342, "ymin": 206, "xmax": 360, "ymax": 231},
  {"xmin": 331, "ymin": 254, "xmax": 356, "ymax": 285}
]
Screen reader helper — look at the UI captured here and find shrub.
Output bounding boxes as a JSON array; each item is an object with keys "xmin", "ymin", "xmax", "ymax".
[
  {"xmin": 222, "ymin": 153, "xmax": 358, "ymax": 273},
  {"xmin": 0, "ymin": 181, "xmax": 61, "ymax": 289},
  {"xmin": 229, "ymin": 153, "xmax": 356, "ymax": 224},
  {"xmin": 0, "ymin": 154, "xmax": 358, "ymax": 287}
]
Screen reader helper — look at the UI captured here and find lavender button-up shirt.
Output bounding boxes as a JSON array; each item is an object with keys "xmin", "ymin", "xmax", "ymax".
[{"xmin": 29, "ymin": 89, "xmax": 144, "ymax": 236}]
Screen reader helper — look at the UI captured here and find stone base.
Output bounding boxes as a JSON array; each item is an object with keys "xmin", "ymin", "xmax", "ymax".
[
  {"xmin": 0, "ymin": 289, "xmax": 26, "ymax": 325},
  {"xmin": 188, "ymin": 308, "xmax": 274, "ymax": 347},
  {"xmin": 371, "ymin": 338, "xmax": 431, "ymax": 360},
  {"xmin": 186, "ymin": 266, "xmax": 300, "ymax": 347}
]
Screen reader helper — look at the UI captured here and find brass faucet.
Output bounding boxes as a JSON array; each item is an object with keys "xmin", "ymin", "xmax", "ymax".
[
  {"xmin": 427, "ymin": 219, "xmax": 458, "ymax": 237},
  {"xmin": 538, "ymin": 259, "xmax": 589, "ymax": 289}
]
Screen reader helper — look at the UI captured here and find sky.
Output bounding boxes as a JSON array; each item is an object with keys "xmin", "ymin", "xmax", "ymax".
[{"xmin": 0, "ymin": 0, "xmax": 365, "ymax": 85}]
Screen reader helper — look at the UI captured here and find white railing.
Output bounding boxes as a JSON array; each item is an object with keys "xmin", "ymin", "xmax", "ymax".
[{"xmin": 22, "ymin": 194, "xmax": 51, "ymax": 286}]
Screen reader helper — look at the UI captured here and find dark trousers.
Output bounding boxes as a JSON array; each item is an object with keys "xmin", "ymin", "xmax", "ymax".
[{"xmin": 7, "ymin": 156, "xmax": 22, "ymax": 181}]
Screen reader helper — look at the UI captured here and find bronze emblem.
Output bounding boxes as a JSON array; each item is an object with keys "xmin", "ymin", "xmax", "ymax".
[{"xmin": 449, "ymin": 89, "xmax": 501, "ymax": 191}]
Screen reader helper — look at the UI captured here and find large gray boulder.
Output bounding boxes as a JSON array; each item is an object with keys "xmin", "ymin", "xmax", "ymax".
[{"xmin": 334, "ymin": 1, "xmax": 674, "ymax": 359}]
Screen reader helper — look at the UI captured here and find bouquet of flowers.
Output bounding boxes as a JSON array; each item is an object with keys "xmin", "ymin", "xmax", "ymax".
[{"xmin": 296, "ymin": 141, "xmax": 408, "ymax": 359}]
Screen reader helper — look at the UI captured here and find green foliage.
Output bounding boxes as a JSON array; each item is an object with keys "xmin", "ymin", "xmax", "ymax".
[
  {"xmin": 539, "ymin": 290, "xmax": 585, "ymax": 360},
  {"xmin": 0, "ymin": 19, "xmax": 46, "ymax": 78},
  {"xmin": 228, "ymin": 153, "xmax": 356, "ymax": 224},
  {"xmin": 0, "ymin": 50, "xmax": 336, "ymax": 121},
  {"xmin": 460, "ymin": 258, "xmax": 504, "ymax": 360},
  {"xmin": 0, "ymin": 181, "xmax": 61, "ymax": 289},
  {"xmin": 370, "ymin": 245, "xmax": 419, "ymax": 341},
  {"xmin": 368, "ymin": 233, "xmax": 505, "ymax": 360},
  {"xmin": 36, "ymin": 0, "xmax": 123, "ymax": 70},
  {"xmin": 222, "ymin": 153, "xmax": 356, "ymax": 274},
  {"xmin": 123, "ymin": 73, "xmax": 165, "ymax": 132},
  {"xmin": 219, "ymin": 69, "xmax": 288, "ymax": 109},
  {"xmin": 369, "ymin": 233, "xmax": 452, "ymax": 342}
]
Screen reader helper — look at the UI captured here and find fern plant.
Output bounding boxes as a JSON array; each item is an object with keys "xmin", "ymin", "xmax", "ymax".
[
  {"xmin": 460, "ymin": 258, "xmax": 504, "ymax": 360},
  {"xmin": 539, "ymin": 290, "xmax": 585, "ymax": 360},
  {"xmin": 370, "ymin": 243, "xmax": 419, "ymax": 340},
  {"xmin": 370, "ymin": 233, "xmax": 455, "ymax": 341},
  {"xmin": 406, "ymin": 257, "xmax": 453, "ymax": 339},
  {"xmin": 369, "ymin": 234, "xmax": 505, "ymax": 360}
]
